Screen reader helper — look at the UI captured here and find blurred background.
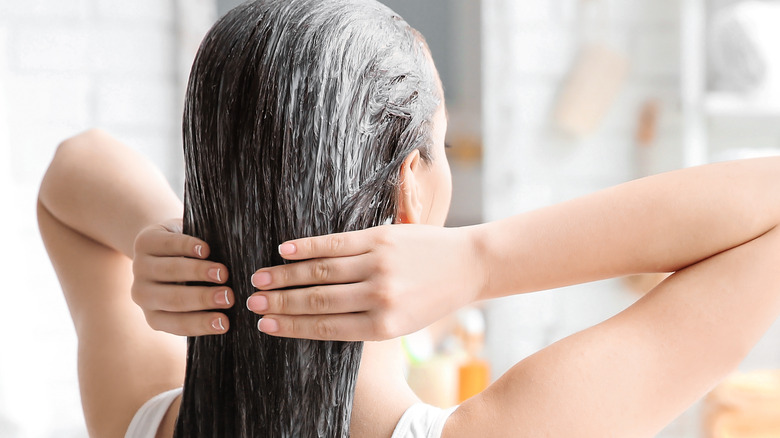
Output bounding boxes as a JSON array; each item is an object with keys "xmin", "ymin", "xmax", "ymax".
[{"xmin": 1, "ymin": 0, "xmax": 779, "ymax": 436}]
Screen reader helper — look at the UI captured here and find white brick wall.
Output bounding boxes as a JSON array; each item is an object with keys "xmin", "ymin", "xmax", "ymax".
[
  {"xmin": 1, "ymin": 3, "xmax": 185, "ymax": 184},
  {"xmin": 0, "ymin": 0, "xmax": 89, "ymax": 20},
  {"xmin": 95, "ymin": 0, "xmax": 174, "ymax": 22},
  {"xmin": 0, "ymin": 1, "xmax": 215, "ymax": 436}
]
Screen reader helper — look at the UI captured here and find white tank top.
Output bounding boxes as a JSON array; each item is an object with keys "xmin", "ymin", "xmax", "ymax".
[
  {"xmin": 391, "ymin": 403, "xmax": 458, "ymax": 438},
  {"xmin": 125, "ymin": 388, "xmax": 182, "ymax": 438},
  {"xmin": 125, "ymin": 388, "xmax": 457, "ymax": 438}
]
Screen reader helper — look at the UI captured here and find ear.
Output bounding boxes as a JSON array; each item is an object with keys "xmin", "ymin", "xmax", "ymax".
[{"xmin": 396, "ymin": 150, "xmax": 424, "ymax": 224}]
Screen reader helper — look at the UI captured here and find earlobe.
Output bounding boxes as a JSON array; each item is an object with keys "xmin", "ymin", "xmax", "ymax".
[{"xmin": 396, "ymin": 150, "xmax": 424, "ymax": 224}]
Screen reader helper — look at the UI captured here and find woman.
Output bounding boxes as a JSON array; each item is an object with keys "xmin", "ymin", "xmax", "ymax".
[{"xmin": 40, "ymin": 0, "xmax": 453, "ymax": 437}]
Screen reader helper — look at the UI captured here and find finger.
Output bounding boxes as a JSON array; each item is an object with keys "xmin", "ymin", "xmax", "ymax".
[
  {"xmin": 133, "ymin": 283, "xmax": 234, "ymax": 312},
  {"xmin": 145, "ymin": 310, "xmax": 230, "ymax": 337},
  {"xmin": 135, "ymin": 256, "xmax": 228, "ymax": 284},
  {"xmin": 158, "ymin": 218, "xmax": 183, "ymax": 234},
  {"xmin": 277, "ymin": 227, "xmax": 383, "ymax": 260},
  {"xmin": 135, "ymin": 224, "xmax": 210, "ymax": 259},
  {"xmin": 246, "ymin": 283, "xmax": 371, "ymax": 316},
  {"xmin": 255, "ymin": 313, "xmax": 385, "ymax": 341},
  {"xmin": 251, "ymin": 254, "xmax": 372, "ymax": 290}
]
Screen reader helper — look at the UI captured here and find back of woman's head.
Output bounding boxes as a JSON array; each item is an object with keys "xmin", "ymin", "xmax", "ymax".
[{"xmin": 177, "ymin": 0, "xmax": 441, "ymax": 436}]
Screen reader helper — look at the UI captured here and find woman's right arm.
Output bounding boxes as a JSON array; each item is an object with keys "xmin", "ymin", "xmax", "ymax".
[
  {"xmin": 260, "ymin": 157, "xmax": 780, "ymax": 436},
  {"xmin": 250, "ymin": 158, "xmax": 780, "ymax": 342},
  {"xmin": 473, "ymin": 157, "xmax": 780, "ymax": 299},
  {"xmin": 444, "ymin": 159, "xmax": 780, "ymax": 437}
]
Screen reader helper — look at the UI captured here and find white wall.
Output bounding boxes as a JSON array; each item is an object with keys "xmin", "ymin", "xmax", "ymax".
[
  {"xmin": 482, "ymin": 0, "xmax": 682, "ymax": 376},
  {"xmin": 482, "ymin": 1, "xmax": 780, "ymax": 437},
  {"xmin": 0, "ymin": 1, "xmax": 214, "ymax": 436}
]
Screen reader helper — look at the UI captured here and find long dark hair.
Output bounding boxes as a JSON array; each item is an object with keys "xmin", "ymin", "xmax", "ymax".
[{"xmin": 177, "ymin": 0, "xmax": 441, "ymax": 436}]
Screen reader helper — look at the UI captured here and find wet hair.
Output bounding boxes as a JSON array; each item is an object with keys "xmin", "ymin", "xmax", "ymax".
[{"xmin": 176, "ymin": 0, "xmax": 441, "ymax": 436}]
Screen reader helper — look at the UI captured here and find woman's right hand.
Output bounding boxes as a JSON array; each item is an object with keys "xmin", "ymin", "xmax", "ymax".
[
  {"xmin": 131, "ymin": 219, "xmax": 235, "ymax": 336},
  {"xmin": 246, "ymin": 224, "xmax": 487, "ymax": 341}
]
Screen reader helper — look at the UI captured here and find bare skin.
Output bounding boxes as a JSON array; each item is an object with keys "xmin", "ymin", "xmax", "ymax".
[{"xmin": 41, "ymin": 128, "xmax": 780, "ymax": 437}]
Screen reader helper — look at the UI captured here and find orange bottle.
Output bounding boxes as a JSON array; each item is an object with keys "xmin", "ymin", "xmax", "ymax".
[
  {"xmin": 455, "ymin": 307, "xmax": 490, "ymax": 403},
  {"xmin": 458, "ymin": 357, "xmax": 490, "ymax": 403}
]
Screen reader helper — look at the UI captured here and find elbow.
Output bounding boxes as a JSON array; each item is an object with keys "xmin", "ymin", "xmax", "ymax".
[
  {"xmin": 38, "ymin": 129, "xmax": 106, "ymax": 219},
  {"xmin": 39, "ymin": 129, "xmax": 105, "ymax": 206},
  {"xmin": 51, "ymin": 128, "xmax": 106, "ymax": 167}
]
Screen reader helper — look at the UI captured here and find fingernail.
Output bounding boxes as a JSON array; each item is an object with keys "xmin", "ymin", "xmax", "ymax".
[
  {"xmin": 246, "ymin": 295, "xmax": 268, "ymax": 312},
  {"xmin": 215, "ymin": 289, "xmax": 231, "ymax": 306},
  {"xmin": 278, "ymin": 243, "xmax": 296, "ymax": 256},
  {"xmin": 258, "ymin": 318, "xmax": 279, "ymax": 333},
  {"xmin": 208, "ymin": 267, "xmax": 222, "ymax": 282},
  {"xmin": 194, "ymin": 244, "xmax": 203, "ymax": 258},
  {"xmin": 251, "ymin": 272, "xmax": 271, "ymax": 287},
  {"xmin": 211, "ymin": 317, "xmax": 226, "ymax": 332}
]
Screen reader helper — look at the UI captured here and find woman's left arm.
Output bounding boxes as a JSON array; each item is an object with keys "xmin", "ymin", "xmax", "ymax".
[{"xmin": 38, "ymin": 129, "xmax": 210, "ymax": 436}]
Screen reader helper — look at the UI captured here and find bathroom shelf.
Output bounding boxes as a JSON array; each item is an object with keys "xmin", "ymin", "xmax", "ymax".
[
  {"xmin": 680, "ymin": 0, "xmax": 780, "ymax": 167},
  {"xmin": 705, "ymin": 93, "xmax": 780, "ymax": 117}
]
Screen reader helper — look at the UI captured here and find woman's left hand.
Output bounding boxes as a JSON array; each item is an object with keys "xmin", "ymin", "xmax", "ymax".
[{"xmin": 131, "ymin": 219, "xmax": 235, "ymax": 336}]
